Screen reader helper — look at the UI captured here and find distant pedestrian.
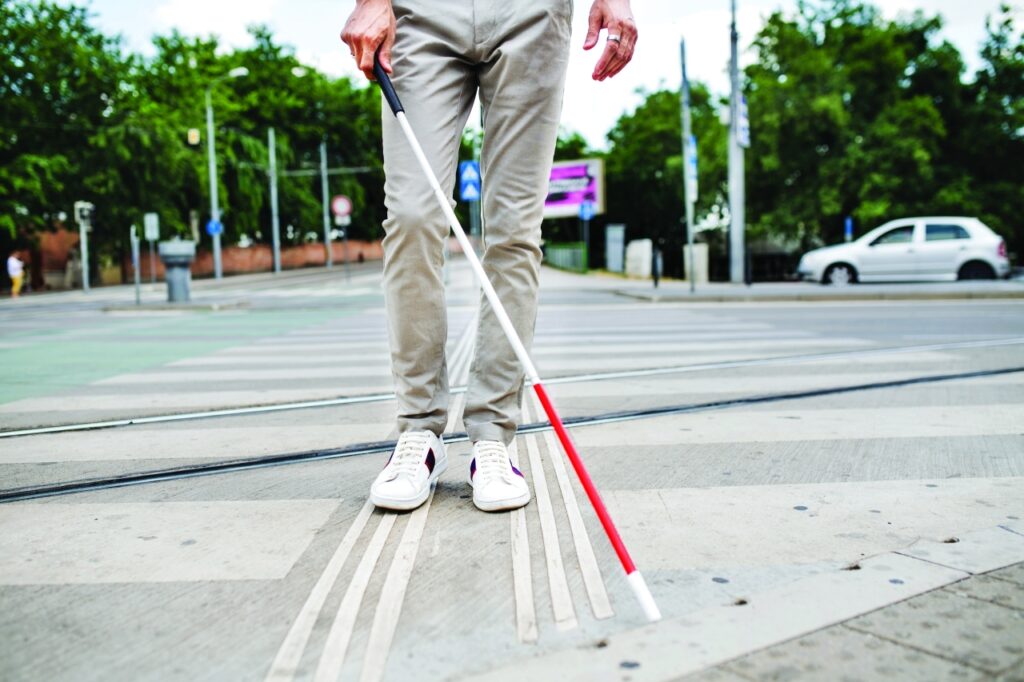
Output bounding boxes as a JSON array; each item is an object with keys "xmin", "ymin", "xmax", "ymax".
[{"xmin": 7, "ymin": 252, "xmax": 24, "ymax": 298}]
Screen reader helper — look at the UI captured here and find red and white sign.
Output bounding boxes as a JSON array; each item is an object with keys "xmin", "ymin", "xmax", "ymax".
[{"xmin": 331, "ymin": 195, "xmax": 353, "ymax": 217}]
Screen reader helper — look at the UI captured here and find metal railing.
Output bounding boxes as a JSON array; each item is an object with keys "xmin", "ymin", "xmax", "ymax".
[{"xmin": 544, "ymin": 242, "xmax": 588, "ymax": 273}]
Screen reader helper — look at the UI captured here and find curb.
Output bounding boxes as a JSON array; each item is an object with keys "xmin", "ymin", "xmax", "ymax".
[
  {"xmin": 468, "ymin": 523, "xmax": 1024, "ymax": 682},
  {"xmin": 614, "ymin": 290, "xmax": 1024, "ymax": 303},
  {"xmin": 102, "ymin": 300, "xmax": 250, "ymax": 312}
]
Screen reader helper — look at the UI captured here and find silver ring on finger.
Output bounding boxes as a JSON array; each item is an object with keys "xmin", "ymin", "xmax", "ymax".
[{"xmin": 608, "ymin": 35, "xmax": 622, "ymax": 42}]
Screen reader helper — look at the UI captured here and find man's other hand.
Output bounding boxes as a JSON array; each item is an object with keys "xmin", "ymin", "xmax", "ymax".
[
  {"xmin": 341, "ymin": 0, "xmax": 396, "ymax": 80},
  {"xmin": 583, "ymin": 0, "xmax": 637, "ymax": 81}
]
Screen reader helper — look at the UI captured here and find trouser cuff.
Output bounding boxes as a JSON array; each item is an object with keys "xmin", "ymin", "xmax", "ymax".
[{"xmin": 466, "ymin": 422, "xmax": 515, "ymax": 446}]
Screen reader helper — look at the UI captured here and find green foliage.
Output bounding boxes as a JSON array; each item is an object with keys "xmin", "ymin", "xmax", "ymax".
[
  {"xmin": 602, "ymin": 83, "xmax": 726, "ymax": 274},
  {"xmin": 2, "ymin": 0, "xmax": 1022, "ymax": 277},
  {"xmin": 601, "ymin": 0, "xmax": 1024, "ymax": 273},
  {"xmin": 0, "ymin": 2, "xmax": 383, "ymax": 269},
  {"xmin": 744, "ymin": 0, "xmax": 1023, "ymax": 253}
]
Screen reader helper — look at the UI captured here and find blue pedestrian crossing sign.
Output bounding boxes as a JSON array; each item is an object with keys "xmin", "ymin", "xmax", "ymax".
[
  {"xmin": 206, "ymin": 219, "xmax": 223, "ymax": 236},
  {"xmin": 579, "ymin": 200, "xmax": 595, "ymax": 221},
  {"xmin": 459, "ymin": 161, "xmax": 481, "ymax": 202}
]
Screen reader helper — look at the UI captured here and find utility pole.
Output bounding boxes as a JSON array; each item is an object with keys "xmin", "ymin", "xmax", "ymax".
[
  {"xmin": 320, "ymin": 138, "xmax": 333, "ymax": 269},
  {"xmin": 728, "ymin": 0, "xmax": 747, "ymax": 284},
  {"xmin": 268, "ymin": 127, "xmax": 281, "ymax": 274},
  {"xmin": 680, "ymin": 38, "xmax": 697, "ymax": 294},
  {"xmin": 205, "ymin": 87, "xmax": 223, "ymax": 280},
  {"xmin": 204, "ymin": 67, "xmax": 248, "ymax": 281}
]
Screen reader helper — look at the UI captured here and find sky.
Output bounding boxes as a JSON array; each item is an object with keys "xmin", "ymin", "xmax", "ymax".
[{"xmin": 62, "ymin": 0, "xmax": 1013, "ymax": 149}]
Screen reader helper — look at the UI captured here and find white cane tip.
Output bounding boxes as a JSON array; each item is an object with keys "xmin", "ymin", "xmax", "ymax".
[{"xmin": 627, "ymin": 571, "xmax": 662, "ymax": 622}]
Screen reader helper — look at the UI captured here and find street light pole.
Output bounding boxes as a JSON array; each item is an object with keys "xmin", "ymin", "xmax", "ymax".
[
  {"xmin": 728, "ymin": 0, "xmax": 746, "ymax": 284},
  {"xmin": 320, "ymin": 138, "xmax": 333, "ymax": 269},
  {"xmin": 204, "ymin": 87, "xmax": 223, "ymax": 280},
  {"xmin": 204, "ymin": 67, "xmax": 248, "ymax": 281},
  {"xmin": 268, "ymin": 127, "xmax": 281, "ymax": 274},
  {"xmin": 680, "ymin": 38, "xmax": 697, "ymax": 295}
]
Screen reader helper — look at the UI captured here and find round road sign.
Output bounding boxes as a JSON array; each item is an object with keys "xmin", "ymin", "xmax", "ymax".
[{"xmin": 331, "ymin": 195, "xmax": 353, "ymax": 217}]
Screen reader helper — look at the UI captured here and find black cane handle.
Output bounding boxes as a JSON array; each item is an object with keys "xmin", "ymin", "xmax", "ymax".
[{"xmin": 373, "ymin": 49, "xmax": 403, "ymax": 116}]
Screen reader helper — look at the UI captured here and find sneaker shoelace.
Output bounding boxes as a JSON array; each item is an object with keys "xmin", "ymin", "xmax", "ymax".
[
  {"xmin": 474, "ymin": 441, "xmax": 514, "ymax": 485},
  {"xmin": 388, "ymin": 431, "xmax": 431, "ymax": 478}
]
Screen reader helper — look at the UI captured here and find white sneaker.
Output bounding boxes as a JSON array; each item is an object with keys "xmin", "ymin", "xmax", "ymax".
[
  {"xmin": 370, "ymin": 430, "xmax": 447, "ymax": 511},
  {"xmin": 468, "ymin": 440, "xmax": 531, "ymax": 512}
]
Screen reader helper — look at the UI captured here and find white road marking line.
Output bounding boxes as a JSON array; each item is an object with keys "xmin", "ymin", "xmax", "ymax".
[
  {"xmin": 523, "ymin": 400, "xmax": 578, "ymax": 631},
  {"xmin": 311, "ymin": 314, "xmax": 476, "ymax": 680},
  {"xmin": 95, "ymin": 367, "xmax": 393, "ymax": 384},
  {"xmin": 0, "ymin": 424, "xmax": 396, "ymax": 465},
  {"xmin": 169, "ymin": 353, "xmax": 393, "ymax": 367},
  {"xmin": 532, "ymin": 394, "xmax": 614, "ymax": 620},
  {"xmin": 571, "ymin": 404, "xmax": 1024, "ymax": 446},
  {"xmin": 0, "ymin": 386, "xmax": 393, "ymax": 415},
  {"xmin": 265, "ymin": 501, "xmax": 375, "ymax": 682},
  {"xmin": 360, "ymin": 487, "xmax": 436, "ymax": 682},
  {"xmin": 532, "ymin": 337, "xmax": 873, "ymax": 355},
  {"xmin": 313, "ymin": 513, "xmax": 397, "ymax": 682},
  {"xmin": 510, "ymin": 430, "xmax": 539, "ymax": 643}
]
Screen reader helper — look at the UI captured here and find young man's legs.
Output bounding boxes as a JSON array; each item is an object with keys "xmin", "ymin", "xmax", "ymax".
[
  {"xmin": 380, "ymin": 3, "xmax": 477, "ymax": 437},
  {"xmin": 462, "ymin": 1, "xmax": 573, "ymax": 445}
]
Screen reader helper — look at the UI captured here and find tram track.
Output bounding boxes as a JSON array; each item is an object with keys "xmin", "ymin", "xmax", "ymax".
[
  {"xmin": 3, "ymin": 336, "xmax": 1023, "ymax": 439},
  {"xmin": 2, "ymin": 363, "xmax": 1021, "ymax": 504}
]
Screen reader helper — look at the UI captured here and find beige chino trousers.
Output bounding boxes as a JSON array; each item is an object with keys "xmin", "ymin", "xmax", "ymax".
[{"xmin": 381, "ymin": 0, "xmax": 572, "ymax": 445}]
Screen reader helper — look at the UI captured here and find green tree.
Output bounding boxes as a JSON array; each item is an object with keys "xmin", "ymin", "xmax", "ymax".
[{"xmin": 602, "ymin": 84, "xmax": 726, "ymax": 276}]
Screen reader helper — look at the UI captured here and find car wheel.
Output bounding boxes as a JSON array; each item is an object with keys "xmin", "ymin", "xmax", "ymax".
[
  {"xmin": 823, "ymin": 263, "xmax": 856, "ymax": 286},
  {"xmin": 957, "ymin": 261, "xmax": 995, "ymax": 280}
]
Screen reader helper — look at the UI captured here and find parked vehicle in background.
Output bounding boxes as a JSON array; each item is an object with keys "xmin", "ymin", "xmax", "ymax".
[{"xmin": 796, "ymin": 217, "xmax": 1011, "ymax": 285}]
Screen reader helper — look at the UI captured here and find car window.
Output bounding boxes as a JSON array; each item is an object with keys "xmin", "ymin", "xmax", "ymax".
[
  {"xmin": 871, "ymin": 225, "xmax": 914, "ymax": 246},
  {"xmin": 926, "ymin": 224, "xmax": 970, "ymax": 241}
]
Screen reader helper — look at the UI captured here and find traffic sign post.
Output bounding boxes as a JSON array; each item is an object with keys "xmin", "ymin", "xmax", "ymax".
[
  {"xmin": 73, "ymin": 200, "xmax": 94, "ymax": 292},
  {"xmin": 579, "ymin": 200, "xmax": 594, "ymax": 272},
  {"xmin": 206, "ymin": 219, "xmax": 223, "ymax": 236},
  {"xmin": 331, "ymin": 194, "xmax": 353, "ymax": 280},
  {"xmin": 130, "ymin": 225, "xmax": 142, "ymax": 305},
  {"xmin": 144, "ymin": 212, "xmax": 159, "ymax": 284},
  {"xmin": 738, "ymin": 95, "xmax": 751, "ymax": 148},
  {"xmin": 331, "ymin": 195, "xmax": 353, "ymax": 217},
  {"xmin": 460, "ymin": 161, "xmax": 482, "ymax": 241}
]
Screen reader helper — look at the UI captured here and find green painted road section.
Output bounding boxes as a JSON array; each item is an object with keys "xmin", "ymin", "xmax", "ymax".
[{"xmin": 0, "ymin": 309, "xmax": 352, "ymax": 405}]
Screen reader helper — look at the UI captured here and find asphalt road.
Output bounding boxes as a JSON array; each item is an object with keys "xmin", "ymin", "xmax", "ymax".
[{"xmin": 0, "ymin": 263, "xmax": 1022, "ymax": 681}]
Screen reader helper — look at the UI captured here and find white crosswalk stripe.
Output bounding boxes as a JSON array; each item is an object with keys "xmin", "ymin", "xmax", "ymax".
[{"xmin": 4, "ymin": 274, "xmax": 1022, "ymax": 682}]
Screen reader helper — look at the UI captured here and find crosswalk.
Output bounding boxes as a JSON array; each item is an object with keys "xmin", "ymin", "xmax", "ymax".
[{"xmin": 0, "ymin": 266, "xmax": 1023, "ymax": 681}]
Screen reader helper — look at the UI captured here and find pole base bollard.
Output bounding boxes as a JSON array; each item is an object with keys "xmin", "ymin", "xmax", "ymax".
[{"xmin": 157, "ymin": 241, "xmax": 197, "ymax": 303}]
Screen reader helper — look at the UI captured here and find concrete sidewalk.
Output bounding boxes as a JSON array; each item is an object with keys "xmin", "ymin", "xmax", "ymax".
[
  {"xmin": 1, "ymin": 263, "xmax": 1023, "ymax": 681},
  {"xmin": 610, "ymin": 277, "xmax": 1024, "ymax": 303},
  {"xmin": 472, "ymin": 524, "xmax": 1024, "ymax": 681}
]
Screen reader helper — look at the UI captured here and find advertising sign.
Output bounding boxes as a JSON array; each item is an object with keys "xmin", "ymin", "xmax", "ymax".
[{"xmin": 544, "ymin": 159, "xmax": 604, "ymax": 219}]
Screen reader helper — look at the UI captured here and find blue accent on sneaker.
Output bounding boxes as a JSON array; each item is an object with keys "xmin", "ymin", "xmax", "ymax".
[
  {"xmin": 425, "ymin": 449, "xmax": 435, "ymax": 474},
  {"xmin": 470, "ymin": 458, "xmax": 477, "ymax": 479},
  {"xmin": 511, "ymin": 464, "xmax": 524, "ymax": 478}
]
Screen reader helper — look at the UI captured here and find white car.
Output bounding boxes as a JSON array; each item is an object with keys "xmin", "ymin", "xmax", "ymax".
[{"xmin": 796, "ymin": 217, "xmax": 1011, "ymax": 285}]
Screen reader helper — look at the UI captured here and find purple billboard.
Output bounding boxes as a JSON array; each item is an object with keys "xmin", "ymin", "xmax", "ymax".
[{"xmin": 543, "ymin": 159, "xmax": 605, "ymax": 219}]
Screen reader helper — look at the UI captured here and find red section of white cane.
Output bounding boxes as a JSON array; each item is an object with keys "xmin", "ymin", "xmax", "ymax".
[{"xmin": 391, "ymin": 110, "xmax": 661, "ymax": 622}]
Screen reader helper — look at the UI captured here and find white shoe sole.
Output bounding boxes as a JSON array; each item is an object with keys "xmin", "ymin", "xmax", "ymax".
[
  {"xmin": 370, "ymin": 454, "xmax": 447, "ymax": 511},
  {"xmin": 467, "ymin": 473, "xmax": 531, "ymax": 512},
  {"xmin": 472, "ymin": 490, "xmax": 531, "ymax": 512}
]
